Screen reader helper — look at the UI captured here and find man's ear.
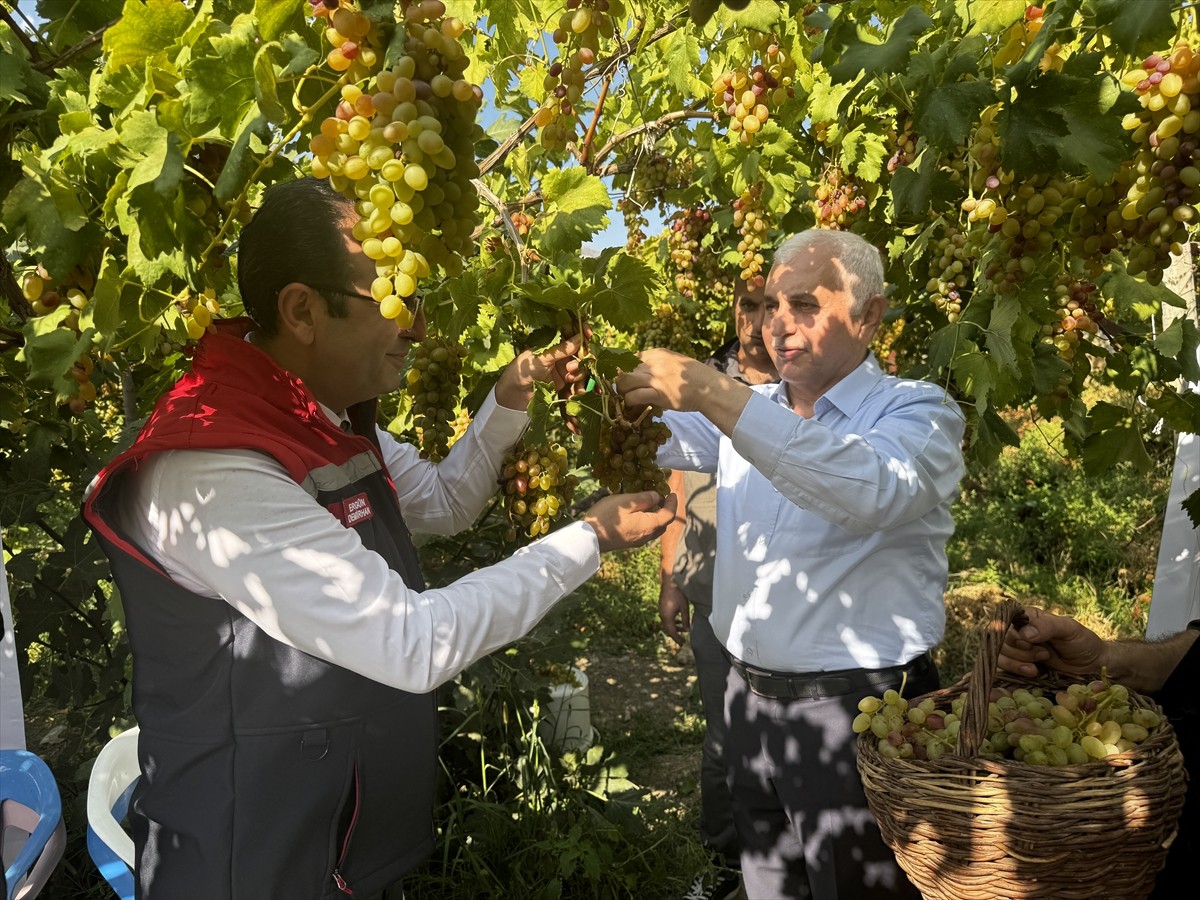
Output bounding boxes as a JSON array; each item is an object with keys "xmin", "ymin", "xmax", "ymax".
[
  {"xmin": 858, "ymin": 293, "xmax": 887, "ymax": 339},
  {"xmin": 276, "ymin": 282, "xmax": 320, "ymax": 345}
]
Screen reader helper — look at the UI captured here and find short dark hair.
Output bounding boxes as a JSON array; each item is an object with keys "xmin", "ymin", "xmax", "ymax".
[{"xmin": 236, "ymin": 177, "xmax": 356, "ymax": 335}]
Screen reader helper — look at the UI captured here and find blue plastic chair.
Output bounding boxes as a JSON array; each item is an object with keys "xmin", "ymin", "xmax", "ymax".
[
  {"xmin": 0, "ymin": 749, "xmax": 66, "ymax": 900},
  {"xmin": 85, "ymin": 727, "xmax": 139, "ymax": 900}
]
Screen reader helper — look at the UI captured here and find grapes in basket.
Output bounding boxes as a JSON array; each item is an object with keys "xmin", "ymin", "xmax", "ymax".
[{"xmin": 852, "ymin": 673, "xmax": 1163, "ymax": 765}]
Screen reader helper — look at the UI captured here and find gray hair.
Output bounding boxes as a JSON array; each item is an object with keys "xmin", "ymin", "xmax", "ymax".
[{"xmin": 772, "ymin": 230, "xmax": 886, "ymax": 317}]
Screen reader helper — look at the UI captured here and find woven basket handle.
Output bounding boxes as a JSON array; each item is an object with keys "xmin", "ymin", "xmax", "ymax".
[{"xmin": 955, "ymin": 599, "xmax": 1029, "ymax": 757}]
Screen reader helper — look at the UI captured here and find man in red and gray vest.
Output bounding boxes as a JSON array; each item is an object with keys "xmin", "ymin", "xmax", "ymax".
[{"xmin": 83, "ymin": 177, "xmax": 674, "ymax": 899}]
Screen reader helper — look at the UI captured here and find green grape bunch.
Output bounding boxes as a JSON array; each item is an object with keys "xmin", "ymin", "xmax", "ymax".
[
  {"xmin": 500, "ymin": 440, "xmax": 580, "ymax": 542},
  {"xmin": 853, "ymin": 675, "xmax": 1165, "ymax": 766},
  {"xmin": 306, "ymin": 0, "xmax": 484, "ymax": 323},
  {"xmin": 733, "ymin": 181, "xmax": 768, "ymax": 288},
  {"xmin": 591, "ymin": 404, "xmax": 673, "ymax": 497},
  {"xmin": 405, "ymin": 335, "xmax": 464, "ymax": 461},
  {"xmin": 533, "ymin": 0, "xmax": 628, "ymax": 152}
]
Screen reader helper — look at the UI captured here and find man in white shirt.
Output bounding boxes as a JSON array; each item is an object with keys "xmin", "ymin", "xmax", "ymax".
[
  {"xmin": 82, "ymin": 177, "xmax": 674, "ymax": 899},
  {"xmin": 619, "ymin": 229, "xmax": 965, "ymax": 900}
]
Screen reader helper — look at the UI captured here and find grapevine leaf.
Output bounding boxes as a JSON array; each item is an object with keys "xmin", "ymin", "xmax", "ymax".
[
  {"xmin": 997, "ymin": 73, "xmax": 1132, "ymax": 179},
  {"xmin": 1102, "ymin": 268, "xmax": 1184, "ymax": 319},
  {"xmin": 984, "ymin": 295, "xmax": 1020, "ymax": 372},
  {"xmin": 278, "ymin": 32, "xmax": 320, "ymax": 78},
  {"xmin": 253, "ymin": 43, "xmax": 288, "ymax": 125},
  {"xmin": 592, "ymin": 345, "xmax": 642, "ymax": 380},
  {"xmin": 1031, "ymin": 344, "xmax": 1071, "ymax": 395},
  {"xmin": 215, "ymin": 111, "xmax": 271, "ymax": 205},
  {"xmin": 1145, "ymin": 390, "xmax": 1200, "ymax": 439},
  {"xmin": 951, "ymin": 349, "xmax": 995, "ymax": 413},
  {"xmin": 1085, "ymin": 0, "xmax": 1179, "ymax": 56},
  {"xmin": 535, "ymin": 168, "xmax": 612, "ymax": 257},
  {"xmin": 957, "ymin": 0, "xmax": 1025, "ymax": 35},
  {"xmin": 970, "ymin": 406, "xmax": 1020, "ymax": 462},
  {"xmin": 658, "ymin": 30, "xmax": 702, "ymax": 96},
  {"xmin": 826, "ymin": 7, "xmax": 934, "ymax": 84},
  {"xmin": 525, "ymin": 381, "xmax": 558, "ymax": 446},
  {"xmin": 253, "ymin": 0, "xmax": 306, "ymax": 42},
  {"xmin": 1080, "ymin": 402, "xmax": 1153, "ymax": 474},
  {"xmin": 89, "ymin": 253, "xmax": 125, "ymax": 338},
  {"xmin": 186, "ymin": 16, "xmax": 261, "ymax": 133},
  {"xmin": 807, "ymin": 79, "xmax": 854, "ymax": 123},
  {"xmin": 890, "ymin": 149, "xmax": 957, "ymax": 220},
  {"xmin": 121, "ymin": 112, "xmax": 184, "ymax": 196},
  {"xmin": 1154, "ymin": 318, "xmax": 1200, "ymax": 383},
  {"xmin": 1183, "ymin": 489, "xmax": 1200, "ymax": 531},
  {"xmin": 714, "ymin": 0, "xmax": 787, "ymax": 32},
  {"xmin": 16, "ymin": 309, "xmax": 96, "ymax": 393},
  {"xmin": 591, "ymin": 253, "xmax": 663, "ymax": 326},
  {"xmin": 840, "ymin": 126, "xmax": 888, "ymax": 184},
  {"xmin": 913, "ymin": 80, "xmax": 997, "ymax": 152},
  {"xmin": 0, "ymin": 24, "xmax": 36, "ymax": 104},
  {"xmin": 101, "ymin": 0, "xmax": 194, "ymax": 72},
  {"xmin": 1, "ymin": 177, "xmax": 93, "ymax": 278}
]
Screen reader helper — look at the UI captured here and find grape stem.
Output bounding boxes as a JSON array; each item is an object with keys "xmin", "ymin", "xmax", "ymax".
[{"xmin": 471, "ymin": 179, "xmax": 529, "ymax": 284}]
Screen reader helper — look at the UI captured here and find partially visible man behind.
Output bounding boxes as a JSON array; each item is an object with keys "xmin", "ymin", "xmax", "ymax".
[
  {"xmin": 620, "ymin": 229, "xmax": 965, "ymax": 900},
  {"xmin": 657, "ymin": 279, "xmax": 778, "ymax": 900},
  {"xmin": 81, "ymin": 177, "xmax": 674, "ymax": 900}
]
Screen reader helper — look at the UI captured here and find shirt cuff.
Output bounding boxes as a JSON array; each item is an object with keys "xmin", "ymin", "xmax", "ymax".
[
  {"xmin": 730, "ymin": 391, "xmax": 799, "ymax": 477},
  {"xmin": 537, "ymin": 519, "xmax": 602, "ymax": 577}
]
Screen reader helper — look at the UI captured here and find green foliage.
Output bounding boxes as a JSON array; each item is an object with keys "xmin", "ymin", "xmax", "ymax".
[{"xmin": 949, "ymin": 404, "xmax": 1173, "ymax": 624}]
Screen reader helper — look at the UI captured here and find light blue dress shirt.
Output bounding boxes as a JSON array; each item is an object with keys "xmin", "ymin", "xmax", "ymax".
[{"xmin": 658, "ymin": 355, "xmax": 966, "ymax": 674}]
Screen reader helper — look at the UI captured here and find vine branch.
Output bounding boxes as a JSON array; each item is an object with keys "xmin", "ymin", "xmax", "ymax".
[{"xmin": 471, "ymin": 178, "xmax": 530, "ymax": 284}]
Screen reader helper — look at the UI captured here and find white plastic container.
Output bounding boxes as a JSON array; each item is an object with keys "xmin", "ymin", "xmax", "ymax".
[{"xmin": 540, "ymin": 666, "xmax": 596, "ymax": 753}]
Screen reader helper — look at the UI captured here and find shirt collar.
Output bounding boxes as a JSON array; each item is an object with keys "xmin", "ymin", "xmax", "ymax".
[
  {"xmin": 768, "ymin": 354, "xmax": 885, "ymax": 416},
  {"xmin": 243, "ymin": 330, "xmax": 349, "ymax": 429}
]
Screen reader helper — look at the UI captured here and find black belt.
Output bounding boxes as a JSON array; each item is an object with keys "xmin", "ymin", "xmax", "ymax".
[{"xmin": 728, "ymin": 651, "xmax": 934, "ymax": 702}]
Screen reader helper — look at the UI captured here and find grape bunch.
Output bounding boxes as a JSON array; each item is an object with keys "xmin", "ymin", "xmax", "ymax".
[
  {"xmin": 853, "ymin": 676, "xmax": 1165, "ymax": 766},
  {"xmin": 178, "ymin": 288, "xmax": 224, "ymax": 341},
  {"xmin": 533, "ymin": 0, "xmax": 627, "ymax": 152},
  {"xmin": 500, "ymin": 440, "xmax": 580, "ymax": 541},
  {"xmin": 733, "ymin": 181, "xmax": 769, "ymax": 289},
  {"xmin": 922, "ymin": 225, "xmax": 972, "ymax": 323},
  {"xmin": 1114, "ymin": 42, "xmax": 1200, "ymax": 284},
  {"xmin": 666, "ymin": 208, "xmax": 714, "ymax": 298},
  {"xmin": 1044, "ymin": 275, "xmax": 1102, "ymax": 363},
  {"xmin": 710, "ymin": 30, "xmax": 797, "ymax": 146},
  {"xmin": 887, "ymin": 116, "xmax": 918, "ymax": 173},
  {"xmin": 306, "ymin": 0, "xmax": 484, "ymax": 321},
  {"xmin": 591, "ymin": 407, "xmax": 672, "ymax": 497},
  {"xmin": 638, "ymin": 301, "xmax": 697, "ymax": 354},
  {"xmin": 19, "ymin": 264, "xmax": 108, "ymax": 415},
  {"xmin": 811, "ymin": 166, "xmax": 867, "ymax": 230},
  {"xmin": 405, "ymin": 335, "xmax": 464, "ymax": 461}
]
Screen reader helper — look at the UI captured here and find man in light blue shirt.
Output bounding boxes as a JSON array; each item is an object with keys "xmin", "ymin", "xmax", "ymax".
[{"xmin": 619, "ymin": 229, "xmax": 965, "ymax": 900}]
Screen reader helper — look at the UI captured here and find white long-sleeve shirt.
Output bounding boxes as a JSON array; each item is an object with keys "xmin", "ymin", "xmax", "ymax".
[
  {"xmin": 108, "ymin": 390, "xmax": 600, "ymax": 693},
  {"xmin": 658, "ymin": 355, "xmax": 966, "ymax": 673}
]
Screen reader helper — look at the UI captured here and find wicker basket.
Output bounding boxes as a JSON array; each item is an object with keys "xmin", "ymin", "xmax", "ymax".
[{"xmin": 857, "ymin": 600, "xmax": 1187, "ymax": 900}]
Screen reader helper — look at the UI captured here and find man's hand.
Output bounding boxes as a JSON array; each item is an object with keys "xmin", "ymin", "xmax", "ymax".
[
  {"xmin": 659, "ymin": 577, "xmax": 691, "ymax": 646},
  {"xmin": 582, "ymin": 490, "xmax": 678, "ymax": 553},
  {"xmin": 616, "ymin": 348, "xmax": 754, "ymax": 437},
  {"xmin": 998, "ymin": 607, "xmax": 1107, "ymax": 679},
  {"xmin": 495, "ymin": 333, "xmax": 587, "ymax": 411}
]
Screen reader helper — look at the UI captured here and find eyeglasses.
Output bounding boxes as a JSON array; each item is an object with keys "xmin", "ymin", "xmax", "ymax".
[{"xmin": 306, "ymin": 283, "xmax": 424, "ymax": 315}]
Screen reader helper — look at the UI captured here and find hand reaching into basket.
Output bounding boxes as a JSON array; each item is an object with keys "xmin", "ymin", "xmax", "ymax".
[
  {"xmin": 1000, "ymin": 606, "xmax": 1199, "ymax": 694},
  {"xmin": 998, "ymin": 607, "xmax": 1108, "ymax": 679}
]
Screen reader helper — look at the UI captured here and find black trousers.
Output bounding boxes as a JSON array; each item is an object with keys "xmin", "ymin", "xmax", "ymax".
[{"xmin": 724, "ymin": 660, "xmax": 939, "ymax": 900}]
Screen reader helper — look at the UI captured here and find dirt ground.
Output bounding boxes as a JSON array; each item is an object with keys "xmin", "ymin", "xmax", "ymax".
[{"xmin": 577, "ymin": 638, "xmax": 705, "ymax": 798}]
